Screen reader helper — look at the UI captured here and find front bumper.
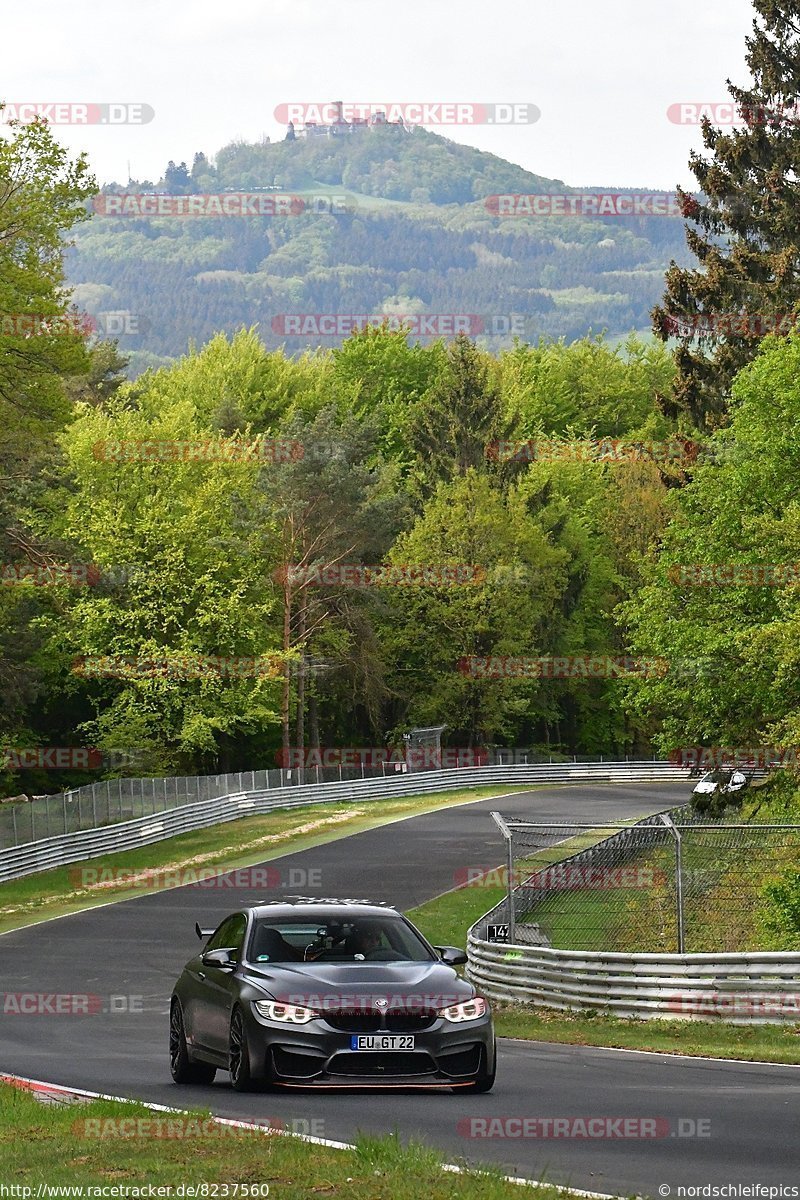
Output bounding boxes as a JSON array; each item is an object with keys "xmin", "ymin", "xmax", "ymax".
[{"xmin": 246, "ymin": 1008, "xmax": 495, "ymax": 1087}]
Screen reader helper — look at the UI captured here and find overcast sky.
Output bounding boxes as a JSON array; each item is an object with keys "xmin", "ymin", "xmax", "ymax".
[{"xmin": 1, "ymin": 0, "xmax": 757, "ymax": 189}]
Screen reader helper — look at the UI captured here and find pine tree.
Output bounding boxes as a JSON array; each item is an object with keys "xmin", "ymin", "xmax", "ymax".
[
  {"xmin": 653, "ymin": 0, "xmax": 800, "ymax": 429},
  {"xmin": 163, "ymin": 160, "xmax": 193, "ymax": 194},
  {"xmin": 407, "ymin": 333, "xmax": 507, "ymax": 496}
]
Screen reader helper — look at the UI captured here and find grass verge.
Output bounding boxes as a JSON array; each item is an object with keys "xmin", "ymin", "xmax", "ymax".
[
  {"xmin": 0, "ymin": 1082, "xmax": 584, "ymax": 1199},
  {"xmin": 492, "ymin": 1005, "xmax": 800, "ymax": 1064},
  {"xmin": 0, "ymin": 785, "xmax": 527, "ymax": 936},
  {"xmin": 407, "ymin": 861, "xmax": 800, "ymax": 1065},
  {"xmin": 408, "ymin": 824, "xmax": 630, "ymax": 949}
]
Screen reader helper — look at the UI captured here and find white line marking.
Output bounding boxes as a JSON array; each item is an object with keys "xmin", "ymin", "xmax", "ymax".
[
  {"xmin": 0, "ymin": 1071, "xmax": 625, "ymax": 1199},
  {"xmin": 500, "ymin": 1037, "xmax": 800, "ymax": 1068}
]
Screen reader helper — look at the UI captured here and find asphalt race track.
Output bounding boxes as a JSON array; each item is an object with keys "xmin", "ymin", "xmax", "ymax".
[{"xmin": 1, "ymin": 782, "xmax": 799, "ymax": 1196}]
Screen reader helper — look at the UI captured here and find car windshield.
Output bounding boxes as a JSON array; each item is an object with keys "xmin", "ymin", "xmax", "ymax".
[{"xmin": 246, "ymin": 915, "xmax": 436, "ymax": 964}]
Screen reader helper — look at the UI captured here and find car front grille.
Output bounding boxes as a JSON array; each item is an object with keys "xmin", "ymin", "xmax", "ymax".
[
  {"xmin": 324, "ymin": 1011, "xmax": 382, "ymax": 1033},
  {"xmin": 327, "ymin": 1051, "xmax": 436, "ymax": 1077},
  {"xmin": 385, "ymin": 1010, "xmax": 437, "ymax": 1032},
  {"xmin": 322, "ymin": 1009, "xmax": 438, "ymax": 1033}
]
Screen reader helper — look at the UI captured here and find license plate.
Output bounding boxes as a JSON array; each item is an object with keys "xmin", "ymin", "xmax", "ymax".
[{"xmin": 350, "ymin": 1034, "xmax": 415, "ymax": 1051}]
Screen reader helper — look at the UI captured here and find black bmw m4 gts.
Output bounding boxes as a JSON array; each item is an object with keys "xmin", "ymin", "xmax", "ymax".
[{"xmin": 170, "ymin": 898, "xmax": 496, "ymax": 1092}]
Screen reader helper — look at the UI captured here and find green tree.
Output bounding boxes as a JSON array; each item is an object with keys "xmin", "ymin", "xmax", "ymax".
[
  {"xmin": 163, "ymin": 160, "xmax": 194, "ymax": 193},
  {"xmin": 653, "ymin": 0, "xmax": 800, "ymax": 428},
  {"xmin": 379, "ymin": 471, "xmax": 567, "ymax": 745},
  {"xmin": 49, "ymin": 381, "xmax": 283, "ymax": 773},
  {"xmin": 500, "ymin": 335, "xmax": 676, "ymax": 439},
  {"xmin": 331, "ymin": 325, "xmax": 443, "ymax": 465},
  {"xmin": 0, "ymin": 109, "xmax": 95, "ymax": 763},
  {"xmin": 406, "ymin": 333, "xmax": 507, "ymax": 496},
  {"xmin": 258, "ymin": 406, "xmax": 406, "ymax": 765},
  {"xmin": 622, "ymin": 330, "xmax": 800, "ymax": 755}
]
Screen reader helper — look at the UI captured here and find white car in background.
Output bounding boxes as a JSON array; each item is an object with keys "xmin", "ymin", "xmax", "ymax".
[{"xmin": 692, "ymin": 768, "xmax": 750, "ymax": 801}]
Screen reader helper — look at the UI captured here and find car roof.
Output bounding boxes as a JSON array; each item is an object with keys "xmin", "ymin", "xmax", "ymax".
[{"xmin": 248, "ymin": 898, "xmax": 398, "ymax": 920}]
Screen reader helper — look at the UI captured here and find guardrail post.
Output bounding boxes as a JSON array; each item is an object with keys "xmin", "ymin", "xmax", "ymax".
[
  {"xmin": 660, "ymin": 812, "xmax": 685, "ymax": 954},
  {"xmin": 491, "ymin": 811, "xmax": 515, "ymax": 945}
]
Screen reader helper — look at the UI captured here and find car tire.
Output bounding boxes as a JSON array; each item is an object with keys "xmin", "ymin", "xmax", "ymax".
[
  {"xmin": 170, "ymin": 1001, "xmax": 217, "ymax": 1085},
  {"xmin": 229, "ymin": 1007, "xmax": 259, "ymax": 1092}
]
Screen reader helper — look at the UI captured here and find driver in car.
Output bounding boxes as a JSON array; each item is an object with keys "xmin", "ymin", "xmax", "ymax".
[{"xmin": 350, "ymin": 926, "xmax": 382, "ymax": 959}]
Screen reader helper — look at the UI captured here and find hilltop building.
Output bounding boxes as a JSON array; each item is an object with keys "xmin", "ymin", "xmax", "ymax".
[{"xmin": 296, "ymin": 100, "xmax": 407, "ymax": 139}]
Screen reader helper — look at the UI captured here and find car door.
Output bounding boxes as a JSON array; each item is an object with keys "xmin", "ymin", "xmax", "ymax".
[{"xmin": 189, "ymin": 913, "xmax": 248, "ymax": 1056}]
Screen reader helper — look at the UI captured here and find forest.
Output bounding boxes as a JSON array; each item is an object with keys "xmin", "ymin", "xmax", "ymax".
[
  {"xmin": 68, "ymin": 125, "xmax": 691, "ymax": 376},
  {"xmin": 3, "ymin": 0, "xmax": 800, "ymax": 805}
]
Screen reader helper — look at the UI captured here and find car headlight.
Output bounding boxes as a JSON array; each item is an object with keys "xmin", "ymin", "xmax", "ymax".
[
  {"xmin": 437, "ymin": 997, "xmax": 487, "ymax": 1022},
  {"xmin": 253, "ymin": 1000, "xmax": 318, "ymax": 1024}
]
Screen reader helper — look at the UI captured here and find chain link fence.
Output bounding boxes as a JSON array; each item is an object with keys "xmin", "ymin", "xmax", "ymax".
[
  {"xmin": 0, "ymin": 763, "xmax": 399, "ymax": 850},
  {"xmin": 482, "ymin": 807, "xmax": 800, "ymax": 954},
  {"xmin": 0, "ymin": 750, "xmax": 662, "ymax": 851}
]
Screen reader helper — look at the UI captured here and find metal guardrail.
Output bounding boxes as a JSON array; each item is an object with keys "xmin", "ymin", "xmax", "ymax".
[
  {"xmin": 0, "ymin": 761, "xmax": 686, "ymax": 882},
  {"xmin": 466, "ymin": 796, "xmax": 800, "ymax": 1024},
  {"xmin": 0, "ymin": 752, "xmax": 668, "ymax": 849},
  {"xmin": 466, "ymin": 934, "xmax": 800, "ymax": 1024}
]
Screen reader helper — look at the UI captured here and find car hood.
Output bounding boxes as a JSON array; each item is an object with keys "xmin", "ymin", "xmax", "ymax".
[
  {"xmin": 692, "ymin": 781, "xmax": 717, "ymax": 794},
  {"xmin": 240, "ymin": 960, "xmax": 475, "ymax": 1007}
]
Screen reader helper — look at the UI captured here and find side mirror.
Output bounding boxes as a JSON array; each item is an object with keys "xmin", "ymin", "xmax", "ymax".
[
  {"xmin": 436, "ymin": 946, "xmax": 468, "ymax": 966},
  {"xmin": 201, "ymin": 948, "xmax": 237, "ymax": 970}
]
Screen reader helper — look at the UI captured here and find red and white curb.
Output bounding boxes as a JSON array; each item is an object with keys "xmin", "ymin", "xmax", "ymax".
[{"xmin": 0, "ymin": 1071, "xmax": 621, "ymax": 1199}]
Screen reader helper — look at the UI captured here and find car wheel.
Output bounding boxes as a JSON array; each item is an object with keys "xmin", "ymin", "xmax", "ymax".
[
  {"xmin": 170, "ymin": 1001, "xmax": 217, "ymax": 1085},
  {"xmin": 229, "ymin": 1007, "xmax": 259, "ymax": 1092}
]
